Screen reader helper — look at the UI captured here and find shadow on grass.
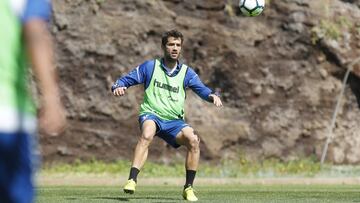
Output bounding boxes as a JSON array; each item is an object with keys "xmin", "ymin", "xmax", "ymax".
[{"xmin": 92, "ymin": 196, "xmax": 181, "ymax": 202}]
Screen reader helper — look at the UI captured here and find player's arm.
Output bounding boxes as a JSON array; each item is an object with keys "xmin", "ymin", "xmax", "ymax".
[
  {"xmin": 23, "ymin": 1, "xmax": 66, "ymax": 136},
  {"xmin": 186, "ymin": 68, "xmax": 223, "ymax": 107},
  {"xmin": 112, "ymin": 61, "xmax": 150, "ymax": 97}
]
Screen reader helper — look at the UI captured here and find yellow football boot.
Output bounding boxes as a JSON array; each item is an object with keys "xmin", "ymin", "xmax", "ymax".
[
  {"xmin": 123, "ymin": 179, "xmax": 136, "ymax": 194},
  {"xmin": 182, "ymin": 185, "xmax": 198, "ymax": 201}
]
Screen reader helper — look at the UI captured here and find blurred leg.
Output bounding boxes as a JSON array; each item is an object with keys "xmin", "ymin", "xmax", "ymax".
[{"xmin": 0, "ymin": 132, "xmax": 34, "ymax": 203}]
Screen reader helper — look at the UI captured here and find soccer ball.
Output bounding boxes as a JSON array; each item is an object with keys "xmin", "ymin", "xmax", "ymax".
[{"xmin": 239, "ymin": 0, "xmax": 265, "ymax": 17}]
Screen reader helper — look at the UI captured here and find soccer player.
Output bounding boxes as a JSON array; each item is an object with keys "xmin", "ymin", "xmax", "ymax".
[
  {"xmin": 112, "ymin": 29, "xmax": 222, "ymax": 201},
  {"xmin": 0, "ymin": 0, "xmax": 66, "ymax": 202}
]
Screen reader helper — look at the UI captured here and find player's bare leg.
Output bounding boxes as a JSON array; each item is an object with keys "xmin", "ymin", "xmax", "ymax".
[
  {"xmin": 132, "ymin": 120, "xmax": 156, "ymax": 169},
  {"xmin": 176, "ymin": 127, "xmax": 200, "ymax": 201},
  {"xmin": 124, "ymin": 120, "xmax": 156, "ymax": 194},
  {"xmin": 176, "ymin": 127, "xmax": 200, "ymax": 171}
]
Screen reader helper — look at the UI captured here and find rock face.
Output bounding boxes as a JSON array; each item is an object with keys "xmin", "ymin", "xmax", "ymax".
[{"xmin": 41, "ymin": 0, "xmax": 360, "ymax": 164}]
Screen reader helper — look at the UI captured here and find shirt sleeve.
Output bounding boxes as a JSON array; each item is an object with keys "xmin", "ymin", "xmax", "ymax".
[
  {"xmin": 185, "ymin": 68, "xmax": 213, "ymax": 102},
  {"xmin": 21, "ymin": 0, "xmax": 51, "ymax": 23},
  {"xmin": 111, "ymin": 61, "xmax": 150, "ymax": 92}
]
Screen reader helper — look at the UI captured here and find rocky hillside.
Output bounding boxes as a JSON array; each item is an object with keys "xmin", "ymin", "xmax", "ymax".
[{"xmin": 41, "ymin": 0, "xmax": 360, "ymax": 164}]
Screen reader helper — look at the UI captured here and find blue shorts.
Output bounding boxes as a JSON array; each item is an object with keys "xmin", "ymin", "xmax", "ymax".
[
  {"xmin": 0, "ymin": 132, "xmax": 36, "ymax": 203},
  {"xmin": 139, "ymin": 114, "xmax": 189, "ymax": 148}
]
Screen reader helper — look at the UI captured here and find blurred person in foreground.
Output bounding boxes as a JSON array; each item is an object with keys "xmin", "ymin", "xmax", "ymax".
[
  {"xmin": 0, "ymin": 0, "xmax": 66, "ymax": 202},
  {"xmin": 112, "ymin": 29, "xmax": 222, "ymax": 201}
]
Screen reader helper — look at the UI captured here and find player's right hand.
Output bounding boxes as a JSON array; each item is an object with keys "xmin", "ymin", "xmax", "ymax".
[
  {"xmin": 39, "ymin": 98, "xmax": 67, "ymax": 137},
  {"xmin": 113, "ymin": 87, "xmax": 127, "ymax": 96}
]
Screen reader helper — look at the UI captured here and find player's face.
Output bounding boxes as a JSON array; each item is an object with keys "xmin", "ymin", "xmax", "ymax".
[{"xmin": 163, "ymin": 37, "xmax": 182, "ymax": 61}]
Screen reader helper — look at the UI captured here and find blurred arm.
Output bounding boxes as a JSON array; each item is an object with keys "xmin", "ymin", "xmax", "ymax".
[{"xmin": 24, "ymin": 19, "xmax": 66, "ymax": 136}]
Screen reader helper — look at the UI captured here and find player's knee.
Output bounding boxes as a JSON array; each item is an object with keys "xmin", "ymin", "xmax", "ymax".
[
  {"xmin": 140, "ymin": 131, "xmax": 154, "ymax": 143},
  {"xmin": 187, "ymin": 134, "xmax": 200, "ymax": 152}
]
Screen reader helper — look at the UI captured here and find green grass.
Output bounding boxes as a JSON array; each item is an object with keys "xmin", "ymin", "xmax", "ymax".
[
  {"xmin": 37, "ymin": 185, "xmax": 360, "ymax": 203},
  {"xmin": 41, "ymin": 158, "xmax": 323, "ymax": 178},
  {"xmin": 42, "ymin": 157, "xmax": 360, "ymax": 179},
  {"xmin": 311, "ymin": 16, "xmax": 353, "ymax": 44}
]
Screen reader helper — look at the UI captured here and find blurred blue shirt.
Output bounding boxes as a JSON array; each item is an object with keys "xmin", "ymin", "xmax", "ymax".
[{"xmin": 9, "ymin": 0, "xmax": 51, "ymax": 23}]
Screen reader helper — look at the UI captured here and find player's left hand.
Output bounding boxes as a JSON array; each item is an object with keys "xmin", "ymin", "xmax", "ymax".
[{"xmin": 209, "ymin": 94, "xmax": 223, "ymax": 107}]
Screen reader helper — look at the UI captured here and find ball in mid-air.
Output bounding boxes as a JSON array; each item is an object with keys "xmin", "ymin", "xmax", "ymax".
[{"xmin": 239, "ymin": 0, "xmax": 265, "ymax": 17}]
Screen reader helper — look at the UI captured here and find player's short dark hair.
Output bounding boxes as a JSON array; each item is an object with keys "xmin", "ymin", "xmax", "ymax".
[{"xmin": 161, "ymin": 29, "xmax": 184, "ymax": 47}]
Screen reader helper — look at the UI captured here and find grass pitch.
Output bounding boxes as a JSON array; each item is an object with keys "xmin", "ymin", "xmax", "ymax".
[{"xmin": 37, "ymin": 185, "xmax": 360, "ymax": 203}]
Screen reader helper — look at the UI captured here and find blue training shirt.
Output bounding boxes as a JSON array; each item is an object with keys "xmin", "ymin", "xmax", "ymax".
[
  {"xmin": 10, "ymin": 0, "xmax": 51, "ymax": 23},
  {"xmin": 112, "ymin": 59, "xmax": 214, "ymax": 102}
]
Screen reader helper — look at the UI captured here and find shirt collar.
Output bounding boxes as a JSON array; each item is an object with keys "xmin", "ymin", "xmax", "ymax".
[{"xmin": 160, "ymin": 58, "xmax": 182, "ymax": 75}]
